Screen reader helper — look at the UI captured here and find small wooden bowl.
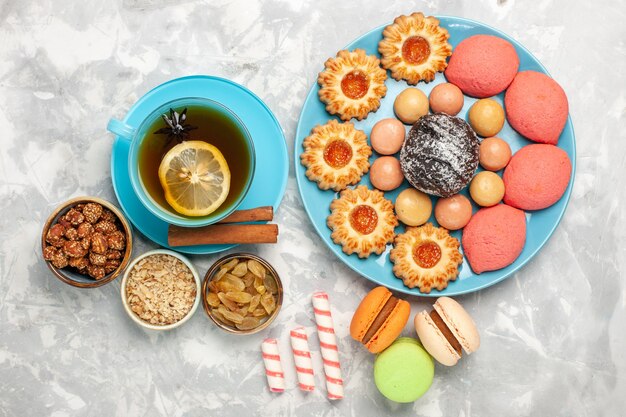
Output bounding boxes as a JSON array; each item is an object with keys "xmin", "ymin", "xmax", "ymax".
[
  {"xmin": 202, "ymin": 253, "xmax": 283, "ymax": 335},
  {"xmin": 41, "ymin": 196, "xmax": 133, "ymax": 288}
]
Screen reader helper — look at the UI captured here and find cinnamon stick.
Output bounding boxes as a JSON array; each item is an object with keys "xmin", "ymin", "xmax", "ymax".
[
  {"xmin": 218, "ymin": 206, "xmax": 273, "ymax": 224},
  {"xmin": 168, "ymin": 224, "xmax": 278, "ymax": 247}
]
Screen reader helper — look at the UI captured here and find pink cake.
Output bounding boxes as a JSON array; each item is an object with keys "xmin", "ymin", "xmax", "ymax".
[
  {"xmin": 462, "ymin": 204, "xmax": 526, "ymax": 274},
  {"xmin": 504, "ymin": 71, "xmax": 569, "ymax": 145},
  {"xmin": 444, "ymin": 35, "xmax": 519, "ymax": 98},
  {"xmin": 503, "ymin": 144, "xmax": 572, "ymax": 210}
]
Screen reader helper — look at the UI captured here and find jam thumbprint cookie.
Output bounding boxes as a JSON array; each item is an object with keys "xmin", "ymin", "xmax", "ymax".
[
  {"xmin": 390, "ymin": 223, "xmax": 462, "ymax": 293},
  {"xmin": 301, "ymin": 120, "xmax": 372, "ymax": 191},
  {"xmin": 318, "ymin": 49, "xmax": 388, "ymax": 121},
  {"xmin": 328, "ymin": 186, "xmax": 398, "ymax": 258},
  {"xmin": 379, "ymin": 12, "xmax": 452, "ymax": 84}
]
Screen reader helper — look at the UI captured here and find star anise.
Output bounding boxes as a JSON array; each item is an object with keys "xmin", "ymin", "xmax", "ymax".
[{"xmin": 154, "ymin": 107, "xmax": 197, "ymax": 144}]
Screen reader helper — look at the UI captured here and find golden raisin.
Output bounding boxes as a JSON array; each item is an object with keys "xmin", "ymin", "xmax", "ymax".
[{"xmin": 224, "ymin": 291, "xmax": 253, "ymax": 304}]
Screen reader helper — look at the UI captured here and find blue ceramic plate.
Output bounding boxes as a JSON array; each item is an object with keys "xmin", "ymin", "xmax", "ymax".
[
  {"xmin": 295, "ymin": 16, "xmax": 576, "ymax": 296},
  {"xmin": 111, "ymin": 75, "xmax": 288, "ymax": 254}
]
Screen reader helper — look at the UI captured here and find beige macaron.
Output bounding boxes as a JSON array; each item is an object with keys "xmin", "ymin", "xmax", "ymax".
[{"xmin": 414, "ymin": 297, "xmax": 480, "ymax": 366}]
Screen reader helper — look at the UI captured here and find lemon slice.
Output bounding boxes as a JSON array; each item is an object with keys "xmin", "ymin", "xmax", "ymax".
[{"xmin": 158, "ymin": 141, "xmax": 231, "ymax": 217}]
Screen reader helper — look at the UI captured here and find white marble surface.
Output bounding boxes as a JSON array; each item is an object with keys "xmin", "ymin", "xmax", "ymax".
[{"xmin": 1, "ymin": 0, "xmax": 625, "ymax": 415}]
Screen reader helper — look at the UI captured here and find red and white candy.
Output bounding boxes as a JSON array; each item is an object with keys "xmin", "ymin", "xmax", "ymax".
[
  {"xmin": 261, "ymin": 338, "xmax": 285, "ymax": 393},
  {"xmin": 290, "ymin": 327, "xmax": 315, "ymax": 392},
  {"xmin": 312, "ymin": 291, "xmax": 344, "ymax": 400}
]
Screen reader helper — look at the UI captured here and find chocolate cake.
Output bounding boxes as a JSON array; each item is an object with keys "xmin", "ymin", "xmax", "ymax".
[{"xmin": 400, "ymin": 113, "xmax": 479, "ymax": 197}]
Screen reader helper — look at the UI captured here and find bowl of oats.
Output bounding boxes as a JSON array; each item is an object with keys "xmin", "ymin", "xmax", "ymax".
[
  {"xmin": 121, "ymin": 249, "xmax": 201, "ymax": 330},
  {"xmin": 202, "ymin": 253, "xmax": 283, "ymax": 334}
]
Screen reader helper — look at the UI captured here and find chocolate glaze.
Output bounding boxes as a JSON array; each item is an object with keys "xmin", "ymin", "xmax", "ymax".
[
  {"xmin": 400, "ymin": 113, "xmax": 479, "ymax": 197},
  {"xmin": 430, "ymin": 309, "xmax": 462, "ymax": 355},
  {"xmin": 363, "ymin": 296, "xmax": 398, "ymax": 345}
]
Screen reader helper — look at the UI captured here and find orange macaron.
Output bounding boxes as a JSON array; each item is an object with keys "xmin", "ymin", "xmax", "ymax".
[{"xmin": 350, "ymin": 286, "xmax": 411, "ymax": 353}]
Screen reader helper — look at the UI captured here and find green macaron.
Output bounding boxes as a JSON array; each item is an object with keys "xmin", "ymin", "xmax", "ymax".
[{"xmin": 374, "ymin": 337, "xmax": 434, "ymax": 403}]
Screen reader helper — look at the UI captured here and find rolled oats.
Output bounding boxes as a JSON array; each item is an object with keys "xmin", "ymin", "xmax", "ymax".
[{"xmin": 125, "ymin": 254, "xmax": 197, "ymax": 326}]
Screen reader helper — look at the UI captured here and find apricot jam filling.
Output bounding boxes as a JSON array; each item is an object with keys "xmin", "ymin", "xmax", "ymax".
[
  {"xmin": 323, "ymin": 140, "xmax": 353, "ymax": 168},
  {"xmin": 340, "ymin": 70, "xmax": 370, "ymax": 100},
  {"xmin": 402, "ymin": 36, "xmax": 431, "ymax": 65},
  {"xmin": 412, "ymin": 240, "xmax": 442, "ymax": 268},
  {"xmin": 349, "ymin": 205, "xmax": 378, "ymax": 235}
]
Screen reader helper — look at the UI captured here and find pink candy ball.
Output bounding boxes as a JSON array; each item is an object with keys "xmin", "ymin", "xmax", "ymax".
[
  {"xmin": 479, "ymin": 137, "xmax": 512, "ymax": 171},
  {"xmin": 435, "ymin": 194, "xmax": 473, "ymax": 230},
  {"xmin": 370, "ymin": 118, "xmax": 406, "ymax": 155},
  {"xmin": 429, "ymin": 83, "xmax": 464, "ymax": 116},
  {"xmin": 370, "ymin": 156, "xmax": 404, "ymax": 191}
]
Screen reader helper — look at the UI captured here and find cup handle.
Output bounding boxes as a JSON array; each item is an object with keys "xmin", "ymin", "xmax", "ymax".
[{"xmin": 107, "ymin": 119, "xmax": 136, "ymax": 141}]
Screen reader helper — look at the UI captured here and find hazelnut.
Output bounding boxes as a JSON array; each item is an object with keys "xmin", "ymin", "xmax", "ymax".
[
  {"xmin": 68, "ymin": 256, "xmax": 89, "ymax": 271},
  {"xmin": 90, "ymin": 232, "xmax": 109, "ymax": 254},
  {"xmin": 52, "ymin": 238, "xmax": 67, "ymax": 248},
  {"xmin": 100, "ymin": 209, "xmax": 117, "ymax": 223},
  {"xmin": 65, "ymin": 227, "xmax": 79, "ymax": 241},
  {"xmin": 104, "ymin": 259, "xmax": 121, "ymax": 274},
  {"xmin": 43, "ymin": 246, "xmax": 58, "ymax": 261},
  {"xmin": 83, "ymin": 203, "xmax": 103, "ymax": 224},
  {"xmin": 89, "ymin": 252, "xmax": 107, "ymax": 266},
  {"xmin": 106, "ymin": 231, "xmax": 126, "ymax": 251},
  {"xmin": 64, "ymin": 208, "xmax": 85, "ymax": 226},
  {"xmin": 51, "ymin": 251, "xmax": 69, "ymax": 269},
  {"xmin": 63, "ymin": 240, "xmax": 88, "ymax": 258},
  {"xmin": 58, "ymin": 217, "xmax": 71, "ymax": 229},
  {"xmin": 106, "ymin": 250, "xmax": 122, "ymax": 260},
  {"xmin": 95, "ymin": 221, "xmax": 117, "ymax": 234},
  {"xmin": 46, "ymin": 224, "xmax": 66, "ymax": 245},
  {"xmin": 77, "ymin": 223, "xmax": 94, "ymax": 239},
  {"xmin": 87, "ymin": 264, "xmax": 106, "ymax": 280}
]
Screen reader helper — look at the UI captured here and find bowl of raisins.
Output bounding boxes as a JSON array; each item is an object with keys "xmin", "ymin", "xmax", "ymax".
[{"xmin": 202, "ymin": 253, "xmax": 283, "ymax": 334}]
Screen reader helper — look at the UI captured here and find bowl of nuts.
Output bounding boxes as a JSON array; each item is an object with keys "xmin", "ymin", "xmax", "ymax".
[
  {"xmin": 121, "ymin": 249, "xmax": 201, "ymax": 330},
  {"xmin": 202, "ymin": 253, "xmax": 283, "ymax": 334},
  {"xmin": 41, "ymin": 196, "xmax": 133, "ymax": 288}
]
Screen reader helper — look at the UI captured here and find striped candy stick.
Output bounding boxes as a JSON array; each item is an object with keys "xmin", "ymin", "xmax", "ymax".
[
  {"xmin": 312, "ymin": 291, "xmax": 344, "ymax": 400},
  {"xmin": 290, "ymin": 327, "xmax": 315, "ymax": 392},
  {"xmin": 261, "ymin": 338, "xmax": 285, "ymax": 393}
]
